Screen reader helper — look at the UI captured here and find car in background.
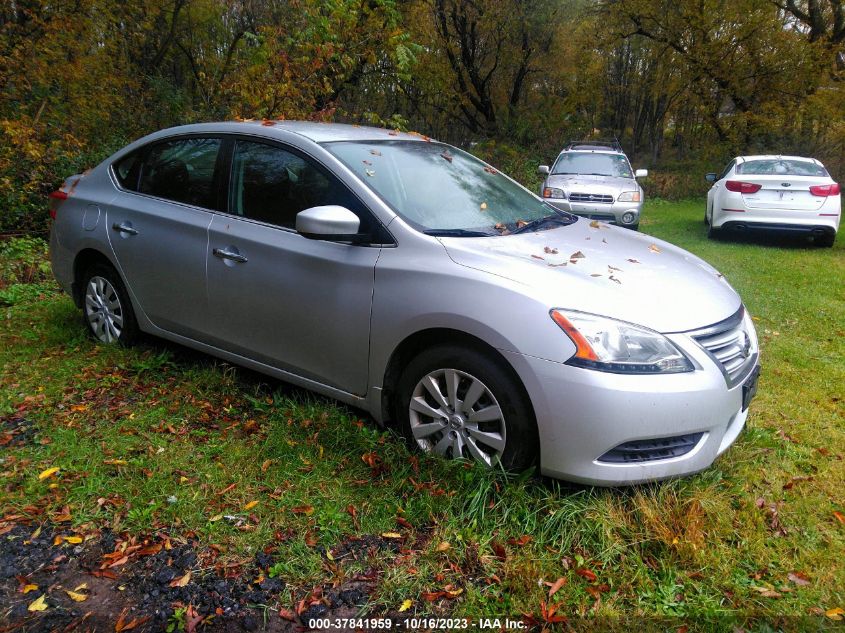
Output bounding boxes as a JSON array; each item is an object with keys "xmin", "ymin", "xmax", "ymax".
[
  {"xmin": 705, "ymin": 155, "xmax": 840, "ymax": 247},
  {"xmin": 49, "ymin": 122, "xmax": 759, "ymax": 486},
  {"xmin": 538, "ymin": 141, "xmax": 648, "ymax": 230}
]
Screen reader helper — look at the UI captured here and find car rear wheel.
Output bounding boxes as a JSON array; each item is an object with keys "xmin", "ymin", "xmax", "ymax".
[
  {"xmin": 396, "ymin": 345, "xmax": 538, "ymax": 471},
  {"xmin": 816, "ymin": 233, "xmax": 835, "ymax": 248},
  {"xmin": 81, "ymin": 264, "xmax": 139, "ymax": 345}
]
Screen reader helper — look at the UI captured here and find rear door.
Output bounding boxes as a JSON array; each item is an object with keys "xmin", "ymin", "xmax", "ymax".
[
  {"xmin": 204, "ymin": 138, "xmax": 383, "ymax": 395},
  {"xmin": 107, "ymin": 136, "xmax": 223, "ymax": 339}
]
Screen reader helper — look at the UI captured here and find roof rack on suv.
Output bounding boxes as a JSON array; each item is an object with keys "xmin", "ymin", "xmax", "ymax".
[{"xmin": 563, "ymin": 139, "xmax": 623, "ymax": 152}]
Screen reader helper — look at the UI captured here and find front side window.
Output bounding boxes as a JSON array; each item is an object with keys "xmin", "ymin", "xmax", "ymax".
[
  {"xmin": 138, "ymin": 138, "xmax": 221, "ymax": 208},
  {"xmin": 325, "ymin": 140, "xmax": 572, "ymax": 234},
  {"xmin": 737, "ymin": 159, "xmax": 828, "ymax": 177},
  {"xmin": 230, "ymin": 140, "xmax": 370, "ymax": 231},
  {"xmin": 552, "ymin": 153, "xmax": 633, "ymax": 178}
]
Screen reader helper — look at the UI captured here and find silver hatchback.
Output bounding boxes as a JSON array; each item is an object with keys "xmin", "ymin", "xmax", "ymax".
[{"xmin": 49, "ymin": 122, "xmax": 759, "ymax": 485}]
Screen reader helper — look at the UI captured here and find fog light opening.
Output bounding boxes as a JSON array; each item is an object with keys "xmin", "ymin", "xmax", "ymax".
[{"xmin": 622, "ymin": 212, "xmax": 636, "ymax": 224}]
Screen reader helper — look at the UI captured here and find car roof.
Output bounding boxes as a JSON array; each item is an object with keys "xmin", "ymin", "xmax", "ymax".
[{"xmin": 144, "ymin": 121, "xmax": 430, "ymax": 144}]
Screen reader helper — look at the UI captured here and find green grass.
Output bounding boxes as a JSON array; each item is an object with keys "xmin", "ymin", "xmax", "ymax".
[{"xmin": 1, "ymin": 200, "xmax": 844, "ymax": 630}]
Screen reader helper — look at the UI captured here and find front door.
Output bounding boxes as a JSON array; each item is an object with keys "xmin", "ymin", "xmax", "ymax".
[{"xmin": 205, "ymin": 139, "xmax": 382, "ymax": 395}]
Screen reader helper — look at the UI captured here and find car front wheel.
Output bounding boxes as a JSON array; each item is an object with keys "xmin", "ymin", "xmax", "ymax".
[
  {"xmin": 396, "ymin": 345, "xmax": 538, "ymax": 471},
  {"xmin": 81, "ymin": 264, "xmax": 139, "ymax": 345}
]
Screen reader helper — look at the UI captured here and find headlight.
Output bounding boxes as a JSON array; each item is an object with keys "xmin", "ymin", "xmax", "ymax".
[
  {"xmin": 617, "ymin": 191, "xmax": 641, "ymax": 202},
  {"xmin": 543, "ymin": 187, "xmax": 566, "ymax": 199},
  {"xmin": 550, "ymin": 309, "xmax": 694, "ymax": 374}
]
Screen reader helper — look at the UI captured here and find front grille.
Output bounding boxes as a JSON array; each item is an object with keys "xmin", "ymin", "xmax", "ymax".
[
  {"xmin": 569, "ymin": 192, "xmax": 614, "ymax": 204},
  {"xmin": 598, "ymin": 433, "xmax": 704, "ymax": 463},
  {"xmin": 689, "ymin": 308, "xmax": 756, "ymax": 386}
]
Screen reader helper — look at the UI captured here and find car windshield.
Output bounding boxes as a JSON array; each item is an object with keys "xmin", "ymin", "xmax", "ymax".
[
  {"xmin": 736, "ymin": 159, "xmax": 828, "ymax": 177},
  {"xmin": 552, "ymin": 152, "xmax": 633, "ymax": 178},
  {"xmin": 324, "ymin": 140, "xmax": 575, "ymax": 234}
]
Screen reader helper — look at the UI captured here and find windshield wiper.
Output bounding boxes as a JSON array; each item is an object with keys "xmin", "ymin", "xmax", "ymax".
[
  {"xmin": 512, "ymin": 214, "xmax": 576, "ymax": 234},
  {"xmin": 423, "ymin": 228, "xmax": 495, "ymax": 237}
]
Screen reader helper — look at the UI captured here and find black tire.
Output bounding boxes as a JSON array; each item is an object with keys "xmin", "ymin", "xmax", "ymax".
[
  {"xmin": 707, "ymin": 223, "xmax": 721, "ymax": 240},
  {"xmin": 80, "ymin": 263, "xmax": 139, "ymax": 345},
  {"xmin": 816, "ymin": 233, "xmax": 835, "ymax": 248},
  {"xmin": 396, "ymin": 345, "xmax": 538, "ymax": 472}
]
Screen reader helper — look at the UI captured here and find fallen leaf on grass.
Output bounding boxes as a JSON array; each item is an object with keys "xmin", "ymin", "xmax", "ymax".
[
  {"xmin": 22, "ymin": 584, "xmax": 38, "ymax": 594},
  {"xmin": 787, "ymin": 572, "xmax": 810, "ymax": 586},
  {"xmin": 399, "ymin": 599, "xmax": 413, "ymax": 612},
  {"xmin": 279, "ymin": 608, "xmax": 298, "ymax": 622},
  {"xmin": 576, "ymin": 568, "xmax": 597, "ymax": 582},
  {"xmin": 243, "ymin": 500, "xmax": 259, "ymax": 511},
  {"xmin": 507, "ymin": 535, "xmax": 532, "ymax": 546},
  {"xmin": 261, "ymin": 459, "xmax": 273, "ymax": 472},
  {"xmin": 170, "ymin": 571, "xmax": 191, "ymax": 587},
  {"xmin": 833, "ymin": 511, "xmax": 845, "ymax": 524},
  {"xmin": 435, "ymin": 541, "xmax": 451, "ymax": 552},
  {"xmin": 28, "ymin": 594, "xmax": 48, "ymax": 611},
  {"xmin": 103, "ymin": 459, "xmax": 127, "ymax": 466},
  {"xmin": 381, "ymin": 532, "xmax": 402, "ymax": 539},
  {"xmin": 38, "ymin": 467, "xmax": 60, "ymax": 480},
  {"xmin": 64, "ymin": 535, "xmax": 82, "ymax": 544},
  {"xmin": 827, "ymin": 608, "xmax": 845, "ymax": 620},
  {"xmin": 292, "ymin": 505, "xmax": 314, "ymax": 516},
  {"xmin": 547, "ymin": 577, "xmax": 567, "ymax": 598},
  {"xmin": 491, "ymin": 541, "xmax": 507, "ymax": 561}
]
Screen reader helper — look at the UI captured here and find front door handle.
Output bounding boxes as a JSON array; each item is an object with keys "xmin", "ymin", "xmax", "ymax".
[
  {"xmin": 212, "ymin": 247, "xmax": 248, "ymax": 263},
  {"xmin": 112, "ymin": 222, "xmax": 138, "ymax": 236}
]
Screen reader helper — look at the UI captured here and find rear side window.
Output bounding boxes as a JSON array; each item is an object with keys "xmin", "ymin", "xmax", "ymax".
[
  {"xmin": 113, "ymin": 152, "xmax": 142, "ymax": 191},
  {"xmin": 717, "ymin": 160, "xmax": 735, "ymax": 181},
  {"xmin": 139, "ymin": 138, "xmax": 221, "ymax": 208},
  {"xmin": 229, "ymin": 140, "xmax": 372, "ymax": 231},
  {"xmin": 737, "ymin": 159, "xmax": 828, "ymax": 177}
]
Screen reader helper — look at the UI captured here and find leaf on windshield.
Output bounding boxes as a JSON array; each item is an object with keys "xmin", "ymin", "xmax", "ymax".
[
  {"xmin": 543, "ymin": 246, "xmax": 558, "ymax": 254},
  {"xmin": 388, "ymin": 130, "xmax": 399, "ymax": 136},
  {"xmin": 494, "ymin": 223, "xmax": 510, "ymax": 234},
  {"xmin": 370, "ymin": 149, "xmax": 382, "ymax": 156},
  {"xmin": 365, "ymin": 169, "xmax": 375, "ymax": 177},
  {"xmin": 548, "ymin": 262, "xmax": 567, "ymax": 267},
  {"xmin": 590, "ymin": 273, "xmax": 602, "ymax": 277},
  {"xmin": 590, "ymin": 220, "xmax": 600, "ymax": 228},
  {"xmin": 569, "ymin": 251, "xmax": 585, "ymax": 260},
  {"xmin": 608, "ymin": 265, "xmax": 622, "ymax": 272},
  {"xmin": 483, "ymin": 166, "xmax": 498, "ymax": 174},
  {"xmin": 649, "ymin": 244, "xmax": 661, "ymax": 253},
  {"xmin": 480, "ymin": 202, "xmax": 487, "ymax": 210},
  {"xmin": 516, "ymin": 220, "xmax": 529, "ymax": 228},
  {"xmin": 440, "ymin": 150, "xmax": 453, "ymax": 163},
  {"xmin": 627, "ymin": 258, "xmax": 640, "ymax": 264},
  {"xmin": 362, "ymin": 160, "xmax": 372, "ymax": 166},
  {"xmin": 531, "ymin": 255, "xmax": 544, "ymax": 260},
  {"xmin": 609, "ymin": 275, "xmax": 622, "ymax": 284}
]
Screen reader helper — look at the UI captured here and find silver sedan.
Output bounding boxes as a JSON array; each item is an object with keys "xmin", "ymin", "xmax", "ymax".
[{"xmin": 49, "ymin": 122, "xmax": 760, "ymax": 485}]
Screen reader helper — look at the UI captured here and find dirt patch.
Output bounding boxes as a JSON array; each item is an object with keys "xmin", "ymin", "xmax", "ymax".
[{"xmin": 1, "ymin": 523, "xmax": 386, "ymax": 632}]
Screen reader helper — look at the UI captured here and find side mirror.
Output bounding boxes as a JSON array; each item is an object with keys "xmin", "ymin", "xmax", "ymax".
[
  {"xmin": 538, "ymin": 165, "xmax": 550, "ymax": 175},
  {"xmin": 296, "ymin": 205, "xmax": 361, "ymax": 241},
  {"xmin": 705, "ymin": 173, "xmax": 717, "ymax": 183},
  {"xmin": 635, "ymin": 169, "xmax": 648, "ymax": 178}
]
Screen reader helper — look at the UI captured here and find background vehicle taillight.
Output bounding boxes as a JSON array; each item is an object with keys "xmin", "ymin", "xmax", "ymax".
[
  {"xmin": 809, "ymin": 183, "xmax": 841, "ymax": 197},
  {"xmin": 725, "ymin": 181, "xmax": 762, "ymax": 194},
  {"xmin": 48, "ymin": 190, "xmax": 68, "ymax": 219}
]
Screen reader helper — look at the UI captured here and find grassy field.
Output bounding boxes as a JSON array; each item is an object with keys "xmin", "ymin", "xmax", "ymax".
[{"xmin": 1, "ymin": 200, "xmax": 844, "ymax": 630}]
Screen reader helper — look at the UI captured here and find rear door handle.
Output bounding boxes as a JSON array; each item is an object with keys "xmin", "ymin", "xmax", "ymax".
[
  {"xmin": 112, "ymin": 222, "xmax": 138, "ymax": 236},
  {"xmin": 212, "ymin": 247, "xmax": 248, "ymax": 263}
]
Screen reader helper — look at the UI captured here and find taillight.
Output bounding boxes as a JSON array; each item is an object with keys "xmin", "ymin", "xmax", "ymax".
[
  {"xmin": 809, "ymin": 183, "xmax": 841, "ymax": 197},
  {"xmin": 48, "ymin": 190, "xmax": 67, "ymax": 219},
  {"xmin": 725, "ymin": 181, "xmax": 762, "ymax": 194}
]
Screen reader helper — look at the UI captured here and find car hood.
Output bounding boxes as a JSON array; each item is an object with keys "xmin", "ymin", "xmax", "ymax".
[
  {"xmin": 546, "ymin": 174, "xmax": 638, "ymax": 193},
  {"xmin": 438, "ymin": 220, "xmax": 740, "ymax": 333}
]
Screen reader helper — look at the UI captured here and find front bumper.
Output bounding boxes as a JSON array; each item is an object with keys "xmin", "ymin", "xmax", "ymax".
[
  {"xmin": 545, "ymin": 199, "xmax": 642, "ymax": 228},
  {"xmin": 501, "ymin": 326, "xmax": 758, "ymax": 486}
]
